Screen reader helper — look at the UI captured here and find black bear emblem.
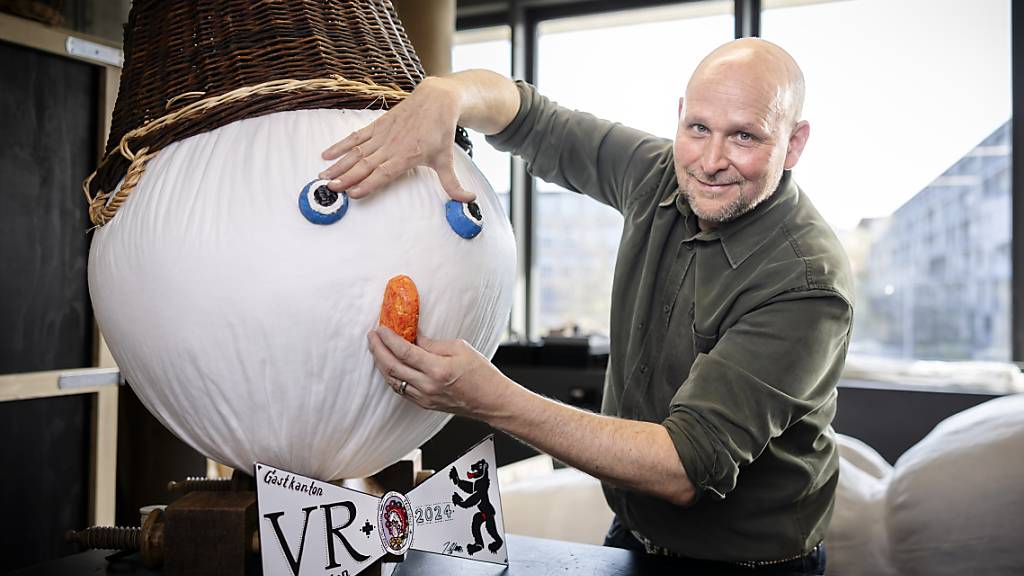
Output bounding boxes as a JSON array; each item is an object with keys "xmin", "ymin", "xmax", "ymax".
[{"xmin": 450, "ymin": 459, "xmax": 503, "ymax": 555}]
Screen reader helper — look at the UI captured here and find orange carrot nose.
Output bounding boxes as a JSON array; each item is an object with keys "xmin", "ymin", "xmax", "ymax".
[{"xmin": 379, "ymin": 275, "xmax": 420, "ymax": 344}]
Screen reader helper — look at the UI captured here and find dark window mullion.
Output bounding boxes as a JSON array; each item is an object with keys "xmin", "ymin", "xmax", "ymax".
[
  {"xmin": 510, "ymin": 2, "xmax": 539, "ymax": 340},
  {"xmin": 735, "ymin": 0, "xmax": 760, "ymax": 38}
]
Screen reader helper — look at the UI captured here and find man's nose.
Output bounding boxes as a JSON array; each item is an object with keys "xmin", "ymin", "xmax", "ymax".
[{"xmin": 701, "ymin": 136, "xmax": 729, "ymax": 174}]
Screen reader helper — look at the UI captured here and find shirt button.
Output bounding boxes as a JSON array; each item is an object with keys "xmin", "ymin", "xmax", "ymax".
[
  {"xmin": 640, "ymin": 364, "xmax": 648, "ymax": 374},
  {"xmin": 638, "ymin": 321, "xmax": 645, "ymax": 330},
  {"xmin": 663, "ymin": 304, "xmax": 671, "ymax": 314}
]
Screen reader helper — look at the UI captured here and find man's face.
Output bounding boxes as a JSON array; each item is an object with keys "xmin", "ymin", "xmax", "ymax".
[{"xmin": 673, "ymin": 70, "xmax": 799, "ymax": 227}]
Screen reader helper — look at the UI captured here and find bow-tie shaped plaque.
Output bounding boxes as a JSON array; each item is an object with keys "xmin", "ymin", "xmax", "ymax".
[{"xmin": 255, "ymin": 436, "xmax": 507, "ymax": 576}]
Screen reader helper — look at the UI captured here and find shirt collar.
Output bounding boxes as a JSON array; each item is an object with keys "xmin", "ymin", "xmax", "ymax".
[{"xmin": 660, "ymin": 171, "xmax": 800, "ymax": 269}]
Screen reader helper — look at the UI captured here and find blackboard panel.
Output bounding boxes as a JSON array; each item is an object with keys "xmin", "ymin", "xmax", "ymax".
[
  {"xmin": 0, "ymin": 394, "xmax": 91, "ymax": 572},
  {"xmin": 0, "ymin": 39, "xmax": 98, "ymax": 374}
]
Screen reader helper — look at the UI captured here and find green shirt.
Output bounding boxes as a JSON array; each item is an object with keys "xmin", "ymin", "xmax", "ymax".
[{"xmin": 488, "ymin": 82, "xmax": 854, "ymax": 562}]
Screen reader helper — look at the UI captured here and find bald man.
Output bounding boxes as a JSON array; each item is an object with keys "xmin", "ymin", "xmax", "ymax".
[{"xmin": 323, "ymin": 39, "xmax": 850, "ymax": 574}]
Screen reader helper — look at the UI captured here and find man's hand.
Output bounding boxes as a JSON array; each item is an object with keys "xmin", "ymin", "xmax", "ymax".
[
  {"xmin": 367, "ymin": 328, "xmax": 696, "ymax": 507},
  {"xmin": 320, "ymin": 69, "xmax": 520, "ymax": 202},
  {"xmin": 367, "ymin": 326, "xmax": 511, "ymax": 420},
  {"xmin": 320, "ymin": 77, "xmax": 473, "ymax": 202}
]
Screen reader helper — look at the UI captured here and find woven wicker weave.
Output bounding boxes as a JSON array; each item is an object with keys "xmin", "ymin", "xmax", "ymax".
[{"xmin": 86, "ymin": 0, "xmax": 430, "ymax": 226}]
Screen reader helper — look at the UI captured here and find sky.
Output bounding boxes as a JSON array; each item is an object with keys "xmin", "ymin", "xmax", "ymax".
[{"xmin": 454, "ymin": 0, "xmax": 1013, "ymax": 232}]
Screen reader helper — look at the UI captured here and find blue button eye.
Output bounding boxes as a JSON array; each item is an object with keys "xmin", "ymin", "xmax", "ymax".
[
  {"xmin": 445, "ymin": 200, "xmax": 483, "ymax": 239},
  {"xmin": 299, "ymin": 179, "xmax": 349, "ymax": 225}
]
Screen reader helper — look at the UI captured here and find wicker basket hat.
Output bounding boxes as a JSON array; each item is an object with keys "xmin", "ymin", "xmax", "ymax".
[{"xmin": 85, "ymin": 0, "xmax": 430, "ymax": 226}]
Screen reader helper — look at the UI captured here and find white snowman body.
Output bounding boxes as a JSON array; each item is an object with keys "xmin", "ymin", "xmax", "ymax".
[{"xmin": 89, "ymin": 108, "xmax": 515, "ymax": 480}]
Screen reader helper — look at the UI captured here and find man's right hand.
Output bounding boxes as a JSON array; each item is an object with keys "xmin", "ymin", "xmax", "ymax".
[
  {"xmin": 320, "ymin": 76, "xmax": 472, "ymax": 201},
  {"xmin": 319, "ymin": 70, "xmax": 520, "ymax": 202}
]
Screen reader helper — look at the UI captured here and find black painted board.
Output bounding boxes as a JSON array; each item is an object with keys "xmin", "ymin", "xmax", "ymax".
[
  {"xmin": 0, "ymin": 39, "xmax": 98, "ymax": 374},
  {"xmin": 114, "ymin": 385, "xmax": 208, "ymax": 527},
  {"xmin": 833, "ymin": 382, "xmax": 999, "ymax": 464},
  {"xmin": 0, "ymin": 394, "xmax": 91, "ymax": 573}
]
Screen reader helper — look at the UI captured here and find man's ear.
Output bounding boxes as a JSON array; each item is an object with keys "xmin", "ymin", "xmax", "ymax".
[
  {"xmin": 784, "ymin": 120, "xmax": 810, "ymax": 170},
  {"xmin": 678, "ymin": 96, "xmax": 685, "ymax": 118}
]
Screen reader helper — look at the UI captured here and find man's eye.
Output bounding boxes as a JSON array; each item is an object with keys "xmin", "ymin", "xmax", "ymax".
[
  {"xmin": 692, "ymin": 124, "xmax": 708, "ymax": 134},
  {"xmin": 737, "ymin": 132, "xmax": 753, "ymax": 142}
]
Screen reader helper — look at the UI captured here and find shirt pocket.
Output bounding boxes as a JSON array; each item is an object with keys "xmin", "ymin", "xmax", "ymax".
[{"xmin": 692, "ymin": 323, "xmax": 718, "ymax": 357}]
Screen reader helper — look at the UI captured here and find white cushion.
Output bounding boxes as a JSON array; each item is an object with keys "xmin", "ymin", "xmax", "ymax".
[
  {"xmin": 826, "ymin": 434, "xmax": 899, "ymax": 576},
  {"xmin": 499, "ymin": 461, "xmax": 613, "ymax": 545},
  {"xmin": 886, "ymin": 393, "xmax": 1024, "ymax": 576}
]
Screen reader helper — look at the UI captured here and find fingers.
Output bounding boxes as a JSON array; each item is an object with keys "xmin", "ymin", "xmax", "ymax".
[
  {"xmin": 374, "ymin": 326, "xmax": 440, "ymax": 373},
  {"xmin": 348, "ymin": 159, "xmax": 401, "ymax": 198},
  {"xmin": 368, "ymin": 329, "xmax": 429, "ymax": 387},
  {"xmin": 326, "ymin": 150, "xmax": 396, "ymax": 197},
  {"xmin": 416, "ymin": 334, "xmax": 462, "ymax": 357},
  {"xmin": 320, "ymin": 114, "xmax": 474, "ymax": 202},
  {"xmin": 395, "ymin": 378, "xmax": 428, "ymax": 405},
  {"xmin": 435, "ymin": 156, "xmax": 476, "ymax": 203},
  {"xmin": 320, "ymin": 140, "xmax": 380, "ymax": 182},
  {"xmin": 322, "ymin": 124, "xmax": 372, "ymax": 161}
]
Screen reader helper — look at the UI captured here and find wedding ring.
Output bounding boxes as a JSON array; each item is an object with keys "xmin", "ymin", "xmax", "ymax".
[{"xmin": 398, "ymin": 380, "xmax": 408, "ymax": 396}]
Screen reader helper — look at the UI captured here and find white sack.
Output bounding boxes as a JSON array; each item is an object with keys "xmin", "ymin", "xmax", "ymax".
[{"xmin": 89, "ymin": 109, "xmax": 515, "ymax": 480}]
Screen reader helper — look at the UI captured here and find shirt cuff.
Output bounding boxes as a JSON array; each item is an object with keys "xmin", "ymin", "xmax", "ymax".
[
  {"xmin": 485, "ymin": 80, "xmax": 537, "ymax": 152},
  {"xmin": 662, "ymin": 406, "xmax": 735, "ymax": 502}
]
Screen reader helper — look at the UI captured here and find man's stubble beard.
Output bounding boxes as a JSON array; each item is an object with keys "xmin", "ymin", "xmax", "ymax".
[{"xmin": 680, "ymin": 165, "xmax": 782, "ymax": 225}]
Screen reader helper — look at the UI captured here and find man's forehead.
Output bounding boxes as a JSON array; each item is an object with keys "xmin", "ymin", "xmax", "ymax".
[{"xmin": 683, "ymin": 84, "xmax": 781, "ymax": 131}]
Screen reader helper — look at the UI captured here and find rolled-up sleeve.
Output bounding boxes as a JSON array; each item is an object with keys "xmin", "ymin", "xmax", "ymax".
[
  {"xmin": 487, "ymin": 81, "xmax": 672, "ymax": 213},
  {"xmin": 662, "ymin": 290, "xmax": 852, "ymax": 500}
]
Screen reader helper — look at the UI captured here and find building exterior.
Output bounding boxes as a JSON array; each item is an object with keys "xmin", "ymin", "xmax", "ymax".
[{"xmin": 855, "ymin": 121, "xmax": 1012, "ymax": 360}]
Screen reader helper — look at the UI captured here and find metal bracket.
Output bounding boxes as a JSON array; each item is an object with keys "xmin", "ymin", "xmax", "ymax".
[
  {"xmin": 58, "ymin": 368, "xmax": 122, "ymax": 390},
  {"xmin": 66, "ymin": 36, "xmax": 123, "ymax": 67}
]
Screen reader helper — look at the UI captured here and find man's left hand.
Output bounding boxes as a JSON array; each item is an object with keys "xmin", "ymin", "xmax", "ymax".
[{"xmin": 367, "ymin": 326, "xmax": 510, "ymax": 420}]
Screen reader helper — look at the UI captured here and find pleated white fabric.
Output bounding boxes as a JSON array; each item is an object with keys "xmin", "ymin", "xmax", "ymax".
[{"xmin": 89, "ymin": 108, "xmax": 515, "ymax": 480}]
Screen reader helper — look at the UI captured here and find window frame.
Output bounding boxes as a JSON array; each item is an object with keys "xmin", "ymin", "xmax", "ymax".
[{"xmin": 456, "ymin": 0, "xmax": 1022, "ymax": 363}]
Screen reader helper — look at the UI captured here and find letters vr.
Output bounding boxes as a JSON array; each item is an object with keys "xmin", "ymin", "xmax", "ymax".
[{"xmin": 256, "ymin": 436, "xmax": 507, "ymax": 576}]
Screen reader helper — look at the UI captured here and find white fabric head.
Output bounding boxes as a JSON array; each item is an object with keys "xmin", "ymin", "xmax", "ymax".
[{"xmin": 89, "ymin": 109, "xmax": 516, "ymax": 480}]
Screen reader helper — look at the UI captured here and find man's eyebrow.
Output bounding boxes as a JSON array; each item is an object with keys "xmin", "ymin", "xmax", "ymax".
[{"xmin": 732, "ymin": 119, "xmax": 772, "ymax": 135}]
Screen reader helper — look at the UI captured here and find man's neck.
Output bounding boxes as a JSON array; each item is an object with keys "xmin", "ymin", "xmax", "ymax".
[{"xmin": 698, "ymin": 218, "xmax": 719, "ymax": 231}]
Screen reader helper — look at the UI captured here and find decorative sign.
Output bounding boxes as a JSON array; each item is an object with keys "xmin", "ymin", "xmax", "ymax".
[{"xmin": 255, "ymin": 436, "xmax": 507, "ymax": 576}]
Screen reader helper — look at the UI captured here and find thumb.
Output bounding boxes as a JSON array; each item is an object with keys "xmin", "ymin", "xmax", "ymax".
[
  {"xmin": 435, "ymin": 157, "xmax": 476, "ymax": 203},
  {"xmin": 417, "ymin": 334, "xmax": 460, "ymax": 357}
]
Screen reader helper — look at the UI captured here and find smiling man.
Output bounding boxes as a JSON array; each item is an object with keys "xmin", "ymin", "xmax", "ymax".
[{"xmin": 321, "ymin": 38, "xmax": 852, "ymax": 575}]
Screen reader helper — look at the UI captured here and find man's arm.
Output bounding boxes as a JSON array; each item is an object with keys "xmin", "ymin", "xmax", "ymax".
[
  {"xmin": 320, "ymin": 70, "xmax": 520, "ymax": 200},
  {"xmin": 367, "ymin": 328, "xmax": 696, "ymax": 507},
  {"xmin": 486, "ymin": 81, "xmax": 673, "ymax": 214},
  {"xmin": 490, "ymin": 380, "xmax": 696, "ymax": 506}
]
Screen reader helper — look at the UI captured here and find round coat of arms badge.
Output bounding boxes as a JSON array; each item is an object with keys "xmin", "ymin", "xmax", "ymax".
[{"xmin": 377, "ymin": 491, "xmax": 414, "ymax": 555}]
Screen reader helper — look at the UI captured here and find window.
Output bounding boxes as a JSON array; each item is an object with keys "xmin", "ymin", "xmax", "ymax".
[
  {"xmin": 534, "ymin": 1, "xmax": 733, "ymax": 338},
  {"xmin": 762, "ymin": 0, "xmax": 1012, "ymax": 361},
  {"xmin": 452, "ymin": 26, "xmax": 512, "ymax": 220}
]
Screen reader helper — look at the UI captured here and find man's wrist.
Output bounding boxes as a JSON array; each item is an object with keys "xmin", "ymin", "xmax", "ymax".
[
  {"xmin": 418, "ymin": 75, "xmax": 465, "ymax": 124},
  {"xmin": 478, "ymin": 373, "xmax": 528, "ymax": 430}
]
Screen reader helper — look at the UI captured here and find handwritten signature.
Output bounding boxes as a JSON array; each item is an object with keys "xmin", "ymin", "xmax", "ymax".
[{"xmin": 441, "ymin": 541, "xmax": 464, "ymax": 555}]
